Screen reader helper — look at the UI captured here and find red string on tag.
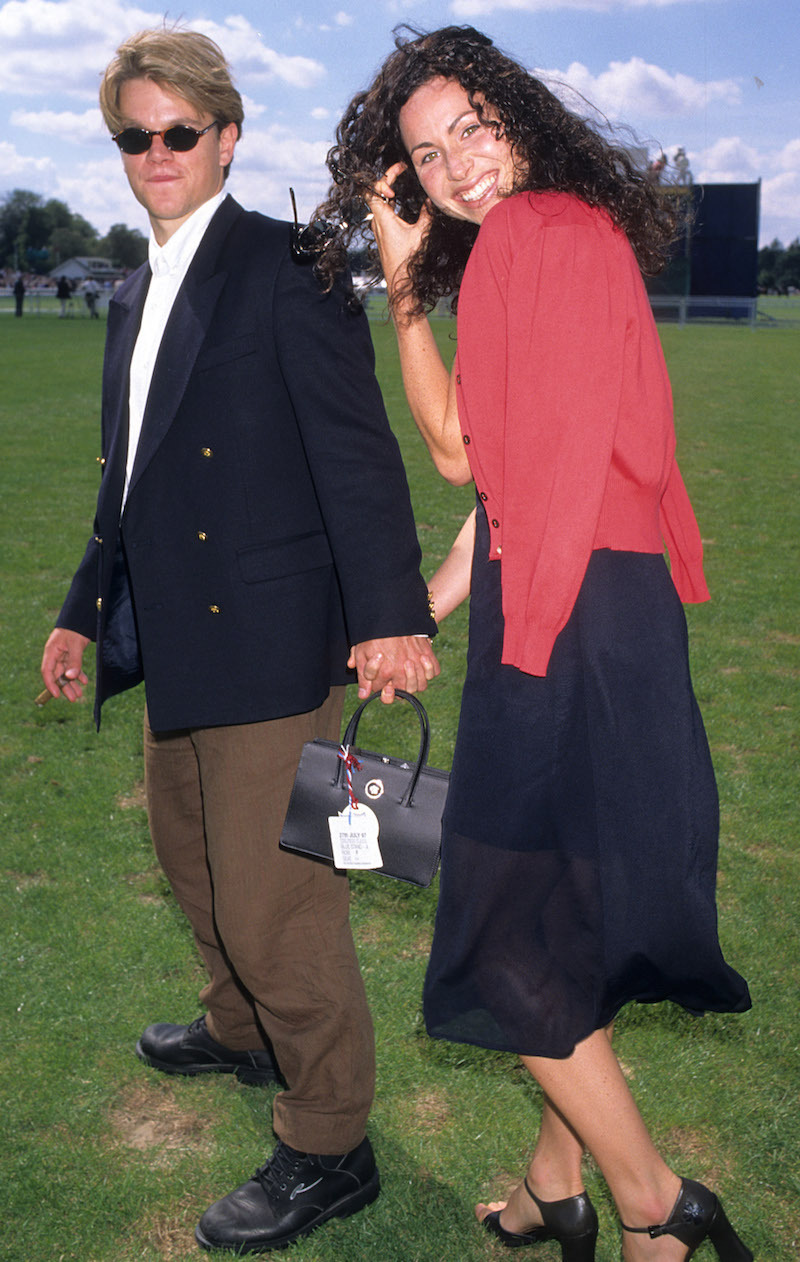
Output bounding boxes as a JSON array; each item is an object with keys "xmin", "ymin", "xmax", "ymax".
[{"xmin": 337, "ymin": 745, "xmax": 362, "ymax": 809}]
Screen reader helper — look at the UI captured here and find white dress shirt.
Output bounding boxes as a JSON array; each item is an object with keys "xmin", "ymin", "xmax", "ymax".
[{"xmin": 122, "ymin": 189, "xmax": 226, "ymax": 509}]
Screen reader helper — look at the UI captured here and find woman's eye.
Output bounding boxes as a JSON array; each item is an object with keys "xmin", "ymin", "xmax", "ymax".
[
  {"xmin": 419, "ymin": 150, "xmax": 438, "ymax": 165},
  {"xmin": 463, "ymin": 123, "xmax": 480, "ymax": 138}
]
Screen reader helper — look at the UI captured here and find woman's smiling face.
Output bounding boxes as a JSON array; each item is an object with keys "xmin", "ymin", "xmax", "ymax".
[{"xmin": 399, "ymin": 77, "xmax": 521, "ymax": 224}]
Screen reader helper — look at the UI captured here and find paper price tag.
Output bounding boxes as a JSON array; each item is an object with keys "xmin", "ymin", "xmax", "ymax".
[{"xmin": 328, "ymin": 802, "xmax": 383, "ymax": 870}]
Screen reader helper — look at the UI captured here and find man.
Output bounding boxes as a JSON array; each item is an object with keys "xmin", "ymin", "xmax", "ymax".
[
  {"xmin": 40, "ymin": 28, "xmax": 438, "ymax": 1255},
  {"xmin": 82, "ymin": 276, "xmax": 100, "ymax": 317}
]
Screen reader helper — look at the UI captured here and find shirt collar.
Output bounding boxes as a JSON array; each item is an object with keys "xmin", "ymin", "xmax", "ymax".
[{"xmin": 148, "ymin": 189, "xmax": 227, "ymax": 279}]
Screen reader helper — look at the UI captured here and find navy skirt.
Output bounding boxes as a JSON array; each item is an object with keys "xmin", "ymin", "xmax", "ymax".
[{"xmin": 423, "ymin": 507, "xmax": 751, "ymax": 1058}]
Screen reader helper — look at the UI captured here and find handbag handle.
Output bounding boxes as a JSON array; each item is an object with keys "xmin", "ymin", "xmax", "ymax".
[{"xmin": 336, "ymin": 689, "xmax": 432, "ymax": 807}]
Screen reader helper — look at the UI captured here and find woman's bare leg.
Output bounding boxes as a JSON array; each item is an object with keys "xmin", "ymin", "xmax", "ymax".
[
  {"xmin": 521, "ymin": 1029, "xmax": 685, "ymax": 1260},
  {"xmin": 475, "ymin": 1025, "xmax": 689, "ymax": 1257},
  {"xmin": 475, "ymin": 1093, "xmax": 585, "ymax": 1231},
  {"xmin": 475, "ymin": 1027, "xmax": 611, "ymax": 1233}
]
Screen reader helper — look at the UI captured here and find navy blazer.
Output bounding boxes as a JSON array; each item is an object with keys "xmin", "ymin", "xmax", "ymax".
[{"xmin": 58, "ymin": 196, "xmax": 435, "ymax": 730}]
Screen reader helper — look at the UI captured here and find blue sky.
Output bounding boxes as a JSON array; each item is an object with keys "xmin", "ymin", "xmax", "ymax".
[{"xmin": 1, "ymin": 0, "xmax": 797, "ymax": 248}]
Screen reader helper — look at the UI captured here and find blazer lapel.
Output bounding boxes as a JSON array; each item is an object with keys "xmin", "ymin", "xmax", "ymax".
[
  {"xmin": 102, "ymin": 263, "xmax": 151, "ymax": 513},
  {"xmin": 127, "ymin": 196, "xmax": 243, "ymax": 497}
]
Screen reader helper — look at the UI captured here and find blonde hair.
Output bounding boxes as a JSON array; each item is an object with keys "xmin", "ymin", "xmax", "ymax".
[{"xmin": 100, "ymin": 27, "xmax": 244, "ymax": 170}]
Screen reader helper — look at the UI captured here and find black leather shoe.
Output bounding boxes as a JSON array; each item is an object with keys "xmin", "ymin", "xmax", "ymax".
[
  {"xmin": 135, "ymin": 1016, "xmax": 280, "ymax": 1086},
  {"xmin": 195, "ymin": 1137, "xmax": 380, "ymax": 1253}
]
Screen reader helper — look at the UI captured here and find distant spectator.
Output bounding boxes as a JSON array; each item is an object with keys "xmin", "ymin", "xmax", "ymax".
[
  {"xmin": 82, "ymin": 277, "xmax": 100, "ymax": 318},
  {"xmin": 13, "ymin": 274, "xmax": 25, "ymax": 317},
  {"xmin": 56, "ymin": 276, "xmax": 72, "ymax": 317},
  {"xmin": 647, "ymin": 151, "xmax": 667, "ymax": 184},
  {"xmin": 674, "ymin": 147, "xmax": 692, "ymax": 186}
]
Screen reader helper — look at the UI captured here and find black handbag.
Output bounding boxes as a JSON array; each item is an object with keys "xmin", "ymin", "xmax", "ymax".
[{"xmin": 279, "ymin": 690, "xmax": 448, "ymax": 887}]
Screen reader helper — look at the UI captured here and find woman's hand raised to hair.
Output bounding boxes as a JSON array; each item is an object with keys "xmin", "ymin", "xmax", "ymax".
[{"xmin": 365, "ymin": 161, "xmax": 432, "ymax": 308}]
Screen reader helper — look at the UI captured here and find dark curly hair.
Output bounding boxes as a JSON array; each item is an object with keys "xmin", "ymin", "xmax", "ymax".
[{"xmin": 314, "ymin": 25, "xmax": 680, "ymax": 314}]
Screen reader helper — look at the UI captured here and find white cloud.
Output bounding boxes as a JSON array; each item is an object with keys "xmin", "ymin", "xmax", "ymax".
[
  {"xmin": 0, "ymin": 138, "xmax": 55, "ymax": 182},
  {"xmin": 191, "ymin": 16, "xmax": 325, "ymax": 89},
  {"xmin": 541, "ymin": 57, "xmax": 741, "ymax": 122},
  {"xmin": 230, "ymin": 123, "xmax": 333, "ymax": 222},
  {"xmin": 0, "ymin": 0, "xmax": 325, "ymax": 97},
  {"xmin": 686, "ymin": 134, "xmax": 800, "ymax": 246},
  {"xmin": 241, "ymin": 94, "xmax": 267, "ymax": 120},
  {"xmin": 11, "ymin": 107, "xmax": 107, "ymax": 146},
  {"xmin": 760, "ymin": 170, "xmax": 800, "ymax": 238},
  {"xmin": 693, "ymin": 135, "xmax": 761, "ymax": 183},
  {"xmin": 774, "ymin": 137, "xmax": 800, "ymax": 171},
  {"xmin": 0, "ymin": 0, "xmax": 160, "ymax": 96},
  {"xmin": 334, "ymin": 11, "xmax": 354, "ymax": 25},
  {"xmin": 236, "ymin": 124, "xmax": 330, "ymax": 176},
  {"xmin": 54, "ymin": 153, "xmax": 145, "ymax": 230},
  {"xmin": 0, "ymin": 145, "xmax": 135, "ymax": 231},
  {"xmin": 452, "ymin": 0, "xmax": 703, "ymax": 14}
]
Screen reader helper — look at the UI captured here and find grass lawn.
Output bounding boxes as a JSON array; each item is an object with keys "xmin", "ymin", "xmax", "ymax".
[{"xmin": 0, "ymin": 309, "xmax": 798, "ymax": 1261}]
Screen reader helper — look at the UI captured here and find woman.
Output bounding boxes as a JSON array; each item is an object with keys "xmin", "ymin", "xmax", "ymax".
[{"xmin": 317, "ymin": 27, "xmax": 752, "ymax": 1262}]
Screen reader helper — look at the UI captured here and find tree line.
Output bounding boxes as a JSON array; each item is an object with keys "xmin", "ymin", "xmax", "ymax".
[
  {"xmin": 757, "ymin": 239, "xmax": 800, "ymax": 294},
  {"xmin": 5, "ymin": 184, "xmax": 797, "ymax": 295},
  {"xmin": 1, "ymin": 188, "xmax": 147, "ymax": 274}
]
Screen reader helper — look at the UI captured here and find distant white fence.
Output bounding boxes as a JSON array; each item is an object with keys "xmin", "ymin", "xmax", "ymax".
[
  {"xmin": 648, "ymin": 295, "xmax": 758, "ymax": 328},
  {"xmin": 0, "ymin": 288, "xmax": 111, "ymax": 315}
]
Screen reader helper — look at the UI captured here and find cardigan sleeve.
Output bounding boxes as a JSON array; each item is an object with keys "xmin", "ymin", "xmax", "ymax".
[
  {"xmin": 659, "ymin": 461, "xmax": 711, "ymax": 603},
  {"xmin": 458, "ymin": 199, "xmax": 630, "ymax": 676}
]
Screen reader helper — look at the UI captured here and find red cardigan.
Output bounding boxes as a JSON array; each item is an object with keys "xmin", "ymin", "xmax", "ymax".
[{"xmin": 455, "ymin": 191, "xmax": 709, "ymax": 677}]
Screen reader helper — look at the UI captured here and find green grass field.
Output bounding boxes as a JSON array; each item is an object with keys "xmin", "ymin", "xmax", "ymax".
[{"xmin": 1, "ymin": 310, "xmax": 798, "ymax": 1261}]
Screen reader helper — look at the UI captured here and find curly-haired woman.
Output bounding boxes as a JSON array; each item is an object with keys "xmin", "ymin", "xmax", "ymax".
[{"xmin": 317, "ymin": 27, "xmax": 752, "ymax": 1262}]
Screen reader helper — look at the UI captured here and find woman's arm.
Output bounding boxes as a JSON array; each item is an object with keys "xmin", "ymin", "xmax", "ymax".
[
  {"xmin": 367, "ymin": 167, "xmax": 472, "ymax": 486},
  {"xmin": 427, "ymin": 508, "xmax": 476, "ymax": 621}
]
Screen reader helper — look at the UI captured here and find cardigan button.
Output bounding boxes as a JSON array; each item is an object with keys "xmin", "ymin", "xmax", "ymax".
[
  {"xmin": 491, "ymin": 519, "xmax": 499, "ymax": 528},
  {"xmin": 456, "ymin": 373, "xmax": 461, "ymax": 384},
  {"xmin": 480, "ymin": 492, "xmax": 488, "ymax": 501},
  {"xmin": 96, "ymin": 597, "xmax": 103, "ymax": 610},
  {"xmin": 463, "ymin": 435, "xmax": 470, "ymax": 445}
]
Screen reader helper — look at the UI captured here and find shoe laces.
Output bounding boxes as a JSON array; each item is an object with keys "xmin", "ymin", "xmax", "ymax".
[{"xmin": 253, "ymin": 1142, "xmax": 307, "ymax": 1196}]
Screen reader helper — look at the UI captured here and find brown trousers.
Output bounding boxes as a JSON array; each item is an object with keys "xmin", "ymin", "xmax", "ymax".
[{"xmin": 143, "ymin": 688, "xmax": 375, "ymax": 1154}]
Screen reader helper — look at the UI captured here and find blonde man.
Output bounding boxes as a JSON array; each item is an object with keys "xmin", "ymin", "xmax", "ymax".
[{"xmin": 41, "ymin": 27, "xmax": 438, "ymax": 1254}]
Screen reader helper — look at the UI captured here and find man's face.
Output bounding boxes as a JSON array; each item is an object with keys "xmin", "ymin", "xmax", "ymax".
[{"xmin": 116, "ymin": 77, "xmax": 238, "ymax": 245}]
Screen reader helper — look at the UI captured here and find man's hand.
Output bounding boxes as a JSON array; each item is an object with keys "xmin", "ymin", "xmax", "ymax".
[
  {"xmin": 348, "ymin": 636, "xmax": 440, "ymax": 703},
  {"xmin": 41, "ymin": 628, "xmax": 90, "ymax": 702}
]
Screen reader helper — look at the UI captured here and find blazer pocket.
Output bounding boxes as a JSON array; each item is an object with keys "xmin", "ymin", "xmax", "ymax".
[
  {"xmin": 237, "ymin": 532, "xmax": 333, "ymax": 584},
  {"xmin": 197, "ymin": 334, "xmax": 258, "ymax": 372}
]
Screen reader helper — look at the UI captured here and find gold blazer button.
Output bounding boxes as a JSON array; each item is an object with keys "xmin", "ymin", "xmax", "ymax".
[
  {"xmin": 208, "ymin": 604, "xmax": 221, "ymax": 614},
  {"xmin": 201, "ymin": 447, "xmax": 213, "ymax": 458}
]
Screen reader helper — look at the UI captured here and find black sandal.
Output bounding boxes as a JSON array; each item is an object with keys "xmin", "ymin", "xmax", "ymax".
[
  {"xmin": 481, "ymin": 1176, "xmax": 598, "ymax": 1260},
  {"xmin": 621, "ymin": 1178, "xmax": 752, "ymax": 1261}
]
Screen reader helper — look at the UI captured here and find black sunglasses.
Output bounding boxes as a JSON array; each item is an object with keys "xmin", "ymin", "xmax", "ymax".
[
  {"xmin": 288, "ymin": 175, "xmax": 382, "ymax": 263},
  {"xmin": 289, "ymin": 187, "xmax": 338, "ymax": 262},
  {"xmin": 112, "ymin": 122, "xmax": 219, "ymax": 155}
]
